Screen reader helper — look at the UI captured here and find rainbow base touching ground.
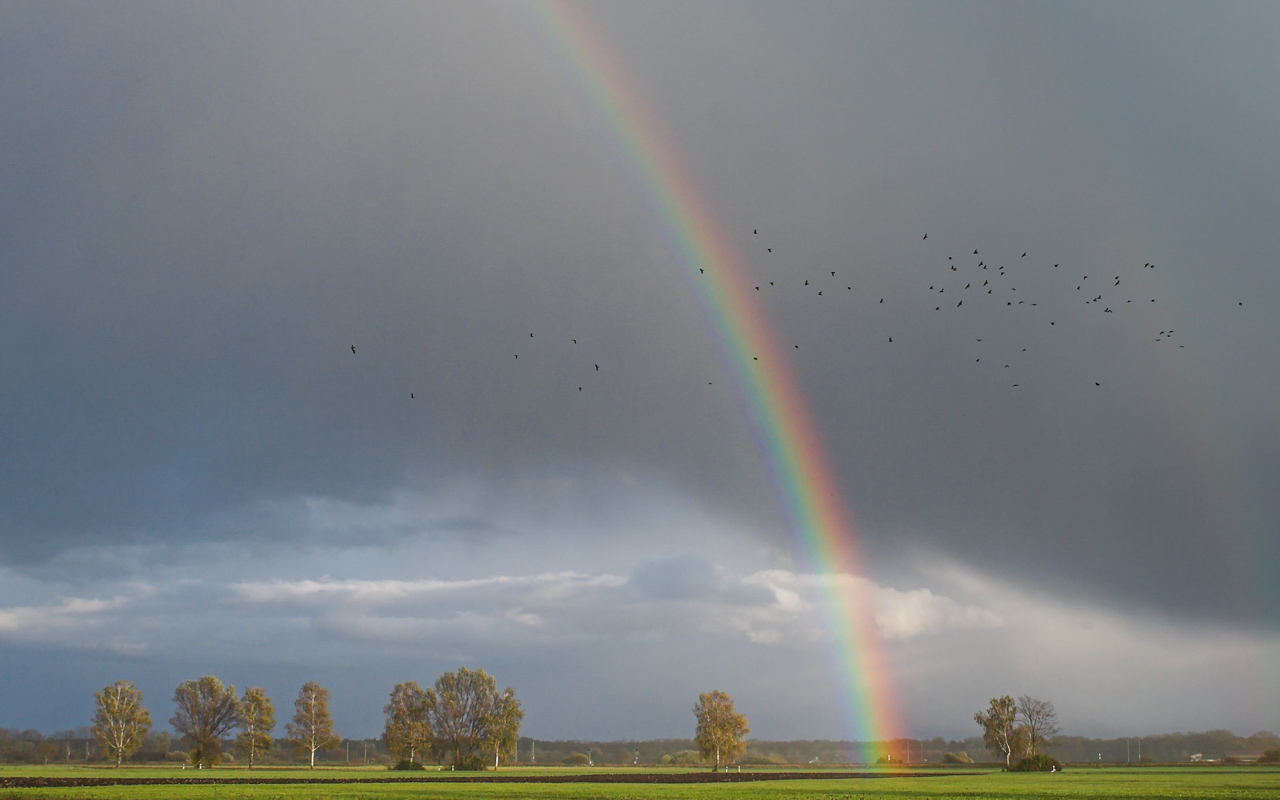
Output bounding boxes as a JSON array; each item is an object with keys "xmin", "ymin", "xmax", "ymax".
[{"xmin": 535, "ymin": 1, "xmax": 899, "ymax": 753}]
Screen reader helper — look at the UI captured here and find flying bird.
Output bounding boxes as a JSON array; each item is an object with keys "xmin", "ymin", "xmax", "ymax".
[
  {"xmin": 351, "ymin": 345, "xmax": 355, "ymax": 354},
  {"xmin": 974, "ymin": 250, "xmax": 978, "ymax": 254},
  {"xmin": 923, "ymin": 233, "xmax": 927, "ymax": 239},
  {"xmin": 411, "ymin": 393, "xmax": 414, "ymax": 398},
  {"xmin": 753, "ymin": 229, "xmax": 758, "ymax": 234},
  {"xmin": 1022, "ymin": 252, "xmax": 1026, "ymax": 257},
  {"xmin": 595, "ymin": 364, "xmax": 599, "ymax": 371}
]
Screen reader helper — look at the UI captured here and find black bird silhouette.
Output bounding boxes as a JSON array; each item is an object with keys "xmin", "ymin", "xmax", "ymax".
[
  {"xmin": 595, "ymin": 364, "xmax": 599, "ymax": 371},
  {"xmin": 579, "ymin": 387, "xmax": 582, "ymax": 391},
  {"xmin": 818, "ymin": 291, "xmax": 823, "ymax": 296},
  {"xmin": 794, "ymin": 345, "xmax": 799, "ymax": 349},
  {"xmin": 700, "ymin": 269, "xmax": 704, "ymax": 274},
  {"xmin": 1022, "ymin": 252, "xmax": 1026, "ymax": 257},
  {"xmin": 805, "ymin": 280, "xmax": 809, "ymax": 285},
  {"xmin": 754, "ymin": 229, "xmax": 758, "ymax": 234},
  {"xmin": 958, "ymin": 300, "xmax": 963, "ymax": 307},
  {"xmin": 974, "ymin": 250, "xmax": 978, "ymax": 254},
  {"xmin": 351, "ymin": 345, "xmax": 355, "ymax": 354},
  {"xmin": 411, "ymin": 393, "xmax": 414, "ymax": 398},
  {"xmin": 756, "ymin": 286, "xmax": 760, "ymax": 290},
  {"xmin": 770, "ymin": 282, "xmax": 774, "ymax": 286},
  {"xmin": 831, "ymin": 272, "xmax": 836, "ymax": 277},
  {"xmin": 767, "ymin": 248, "xmax": 772, "ymax": 252},
  {"xmin": 879, "ymin": 298, "xmax": 883, "ymax": 303},
  {"xmin": 1096, "ymin": 383, "xmax": 1101, "ymax": 386},
  {"xmin": 530, "ymin": 332, "xmax": 534, "ymax": 337},
  {"xmin": 572, "ymin": 339, "xmax": 577, "ymax": 344},
  {"xmin": 983, "ymin": 280, "xmax": 988, "ymax": 286},
  {"xmin": 889, "ymin": 337, "xmax": 893, "ymax": 342},
  {"xmin": 514, "ymin": 354, "xmax": 518, "ymax": 358},
  {"xmin": 923, "ymin": 233, "xmax": 927, "ymax": 239},
  {"xmin": 965, "ymin": 283, "xmax": 970, "ymax": 289}
]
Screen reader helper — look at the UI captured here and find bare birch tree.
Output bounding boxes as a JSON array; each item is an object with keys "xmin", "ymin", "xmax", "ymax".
[
  {"xmin": 91, "ymin": 681, "xmax": 151, "ymax": 767},
  {"xmin": 1016, "ymin": 695, "xmax": 1059, "ymax": 757}
]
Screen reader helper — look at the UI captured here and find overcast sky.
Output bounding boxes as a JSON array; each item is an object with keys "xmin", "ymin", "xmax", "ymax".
[{"xmin": 1, "ymin": 1, "xmax": 1277, "ymax": 743}]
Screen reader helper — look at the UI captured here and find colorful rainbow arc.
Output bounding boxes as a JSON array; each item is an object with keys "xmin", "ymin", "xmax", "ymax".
[{"xmin": 533, "ymin": 3, "xmax": 898, "ymax": 751}]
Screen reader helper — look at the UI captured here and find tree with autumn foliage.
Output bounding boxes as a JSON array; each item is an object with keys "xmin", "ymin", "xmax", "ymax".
[
  {"xmin": 693, "ymin": 690, "xmax": 749, "ymax": 771},
  {"xmin": 91, "ymin": 681, "xmax": 151, "ymax": 767},
  {"xmin": 234, "ymin": 686, "xmax": 275, "ymax": 768},
  {"xmin": 286, "ymin": 681, "xmax": 339, "ymax": 768}
]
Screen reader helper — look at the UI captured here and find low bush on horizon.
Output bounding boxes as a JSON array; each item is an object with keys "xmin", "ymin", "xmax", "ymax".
[{"xmin": 1011, "ymin": 753, "xmax": 1063, "ymax": 772}]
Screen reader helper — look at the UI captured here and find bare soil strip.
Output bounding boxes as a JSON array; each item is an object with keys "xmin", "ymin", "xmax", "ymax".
[{"xmin": 0, "ymin": 771, "xmax": 956, "ymax": 788}]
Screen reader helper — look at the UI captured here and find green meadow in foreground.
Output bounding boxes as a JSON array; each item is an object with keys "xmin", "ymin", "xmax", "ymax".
[{"xmin": 2, "ymin": 766, "xmax": 1280, "ymax": 799}]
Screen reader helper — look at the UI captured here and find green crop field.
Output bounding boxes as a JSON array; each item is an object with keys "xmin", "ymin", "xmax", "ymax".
[{"xmin": 2, "ymin": 765, "xmax": 1279, "ymax": 800}]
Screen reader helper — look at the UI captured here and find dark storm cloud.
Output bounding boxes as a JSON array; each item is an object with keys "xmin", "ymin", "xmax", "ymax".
[{"xmin": 1, "ymin": 1, "xmax": 1278, "ymax": 737}]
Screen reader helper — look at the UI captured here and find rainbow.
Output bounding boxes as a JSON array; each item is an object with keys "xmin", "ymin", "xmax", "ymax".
[{"xmin": 533, "ymin": 2, "xmax": 899, "ymax": 752}]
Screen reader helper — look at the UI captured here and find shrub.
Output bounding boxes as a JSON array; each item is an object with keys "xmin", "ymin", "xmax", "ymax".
[
  {"xmin": 941, "ymin": 751, "xmax": 973, "ymax": 764},
  {"xmin": 737, "ymin": 753, "xmax": 788, "ymax": 765},
  {"xmin": 392, "ymin": 759, "xmax": 425, "ymax": 770},
  {"xmin": 1011, "ymin": 754, "xmax": 1063, "ymax": 772},
  {"xmin": 1259, "ymin": 747, "xmax": 1280, "ymax": 764},
  {"xmin": 563, "ymin": 753, "xmax": 590, "ymax": 765}
]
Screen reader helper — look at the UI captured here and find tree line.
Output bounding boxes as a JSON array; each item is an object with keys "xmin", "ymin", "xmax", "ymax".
[{"xmin": 90, "ymin": 667, "xmax": 522, "ymax": 769}]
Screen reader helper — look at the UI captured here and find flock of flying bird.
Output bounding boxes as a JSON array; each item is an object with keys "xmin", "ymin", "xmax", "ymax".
[{"xmin": 350, "ymin": 227, "xmax": 1242, "ymax": 397}]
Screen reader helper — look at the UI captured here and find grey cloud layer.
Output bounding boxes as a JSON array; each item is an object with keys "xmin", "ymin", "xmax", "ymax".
[{"xmin": 1, "ymin": 1, "xmax": 1277, "ymax": 736}]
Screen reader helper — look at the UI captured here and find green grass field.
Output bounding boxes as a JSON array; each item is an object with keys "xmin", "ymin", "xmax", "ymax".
[{"xmin": 2, "ymin": 765, "xmax": 1278, "ymax": 799}]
